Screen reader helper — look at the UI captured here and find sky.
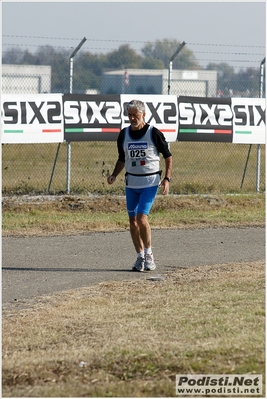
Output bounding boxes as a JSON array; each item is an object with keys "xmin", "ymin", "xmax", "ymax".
[{"xmin": 2, "ymin": 1, "xmax": 266, "ymax": 72}]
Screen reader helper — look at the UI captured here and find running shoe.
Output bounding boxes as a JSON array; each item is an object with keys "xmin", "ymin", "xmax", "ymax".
[
  {"xmin": 132, "ymin": 256, "xmax": 145, "ymax": 272},
  {"xmin": 144, "ymin": 253, "xmax": 156, "ymax": 271}
]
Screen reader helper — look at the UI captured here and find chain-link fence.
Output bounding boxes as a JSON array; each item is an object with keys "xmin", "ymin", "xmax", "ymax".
[
  {"xmin": 2, "ymin": 65, "xmax": 265, "ymax": 196},
  {"xmin": 2, "ymin": 140, "xmax": 265, "ymax": 195}
]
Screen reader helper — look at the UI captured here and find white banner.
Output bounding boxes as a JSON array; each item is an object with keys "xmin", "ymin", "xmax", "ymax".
[
  {"xmin": 121, "ymin": 94, "xmax": 179, "ymax": 142},
  {"xmin": 1, "ymin": 94, "xmax": 64, "ymax": 143},
  {"xmin": 232, "ymin": 97, "xmax": 266, "ymax": 144}
]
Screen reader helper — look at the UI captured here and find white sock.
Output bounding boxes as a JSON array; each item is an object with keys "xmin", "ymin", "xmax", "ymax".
[
  {"xmin": 144, "ymin": 247, "xmax": 152, "ymax": 255},
  {"xmin": 137, "ymin": 251, "xmax": 144, "ymax": 258}
]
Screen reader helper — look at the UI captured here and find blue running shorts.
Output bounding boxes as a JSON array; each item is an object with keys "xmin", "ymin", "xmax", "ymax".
[{"xmin": 126, "ymin": 185, "xmax": 158, "ymax": 217}]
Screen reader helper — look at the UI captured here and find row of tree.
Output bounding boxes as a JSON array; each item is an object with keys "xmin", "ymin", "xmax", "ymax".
[{"xmin": 2, "ymin": 39, "xmax": 263, "ymax": 96}]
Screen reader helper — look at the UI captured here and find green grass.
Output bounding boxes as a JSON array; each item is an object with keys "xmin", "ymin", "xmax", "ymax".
[
  {"xmin": 2, "ymin": 141, "xmax": 265, "ymax": 194},
  {"xmin": 2, "ymin": 193, "xmax": 265, "ymax": 236}
]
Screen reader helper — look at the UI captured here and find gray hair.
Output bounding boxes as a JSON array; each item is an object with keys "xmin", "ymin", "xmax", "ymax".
[{"xmin": 126, "ymin": 99, "xmax": 146, "ymax": 114}]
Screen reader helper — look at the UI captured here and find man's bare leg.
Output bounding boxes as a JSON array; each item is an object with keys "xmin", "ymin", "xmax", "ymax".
[{"xmin": 129, "ymin": 214, "xmax": 151, "ymax": 252}]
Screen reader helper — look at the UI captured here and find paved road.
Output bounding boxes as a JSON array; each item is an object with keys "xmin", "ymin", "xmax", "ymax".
[{"xmin": 2, "ymin": 227, "xmax": 265, "ymax": 307}]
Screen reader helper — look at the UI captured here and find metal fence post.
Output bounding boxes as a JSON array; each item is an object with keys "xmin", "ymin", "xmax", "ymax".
[
  {"xmin": 66, "ymin": 37, "xmax": 87, "ymax": 194},
  {"xmin": 168, "ymin": 41, "xmax": 186, "ymax": 95},
  {"xmin": 256, "ymin": 57, "xmax": 265, "ymax": 193}
]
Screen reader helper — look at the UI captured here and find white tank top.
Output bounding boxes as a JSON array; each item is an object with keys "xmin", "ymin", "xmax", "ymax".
[{"xmin": 123, "ymin": 125, "xmax": 161, "ymax": 188}]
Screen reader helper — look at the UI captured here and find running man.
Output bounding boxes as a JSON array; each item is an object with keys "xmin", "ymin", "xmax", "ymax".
[{"xmin": 107, "ymin": 99, "xmax": 172, "ymax": 271}]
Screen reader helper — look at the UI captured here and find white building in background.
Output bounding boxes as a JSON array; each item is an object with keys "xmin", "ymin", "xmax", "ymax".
[
  {"xmin": 102, "ymin": 69, "xmax": 217, "ymax": 97},
  {"xmin": 2, "ymin": 64, "xmax": 51, "ymax": 94}
]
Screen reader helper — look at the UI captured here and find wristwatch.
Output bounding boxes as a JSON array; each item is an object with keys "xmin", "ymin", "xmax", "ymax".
[{"xmin": 164, "ymin": 177, "xmax": 171, "ymax": 182}]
